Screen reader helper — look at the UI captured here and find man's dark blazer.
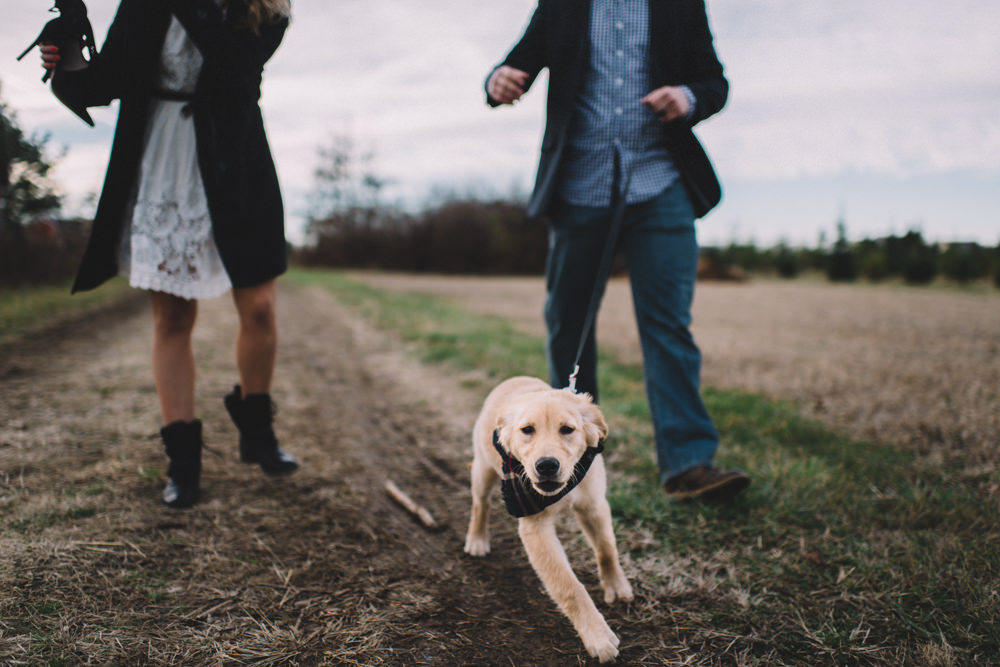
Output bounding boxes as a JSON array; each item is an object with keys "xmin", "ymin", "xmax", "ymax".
[
  {"xmin": 53, "ymin": 0, "xmax": 288, "ymax": 293},
  {"xmin": 487, "ymin": 0, "xmax": 729, "ymax": 219}
]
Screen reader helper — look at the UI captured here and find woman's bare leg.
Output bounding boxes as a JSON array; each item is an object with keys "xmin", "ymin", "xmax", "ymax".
[
  {"xmin": 226, "ymin": 278, "xmax": 297, "ymax": 474},
  {"xmin": 232, "ymin": 279, "xmax": 278, "ymax": 394},
  {"xmin": 150, "ymin": 291, "xmax": 198, "ymax": 423}
]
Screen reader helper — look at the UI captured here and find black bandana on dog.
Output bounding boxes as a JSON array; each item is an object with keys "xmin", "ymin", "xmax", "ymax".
[{"xmin": 492, "ymin": 429, "xmax": 604, "ymax": 518}]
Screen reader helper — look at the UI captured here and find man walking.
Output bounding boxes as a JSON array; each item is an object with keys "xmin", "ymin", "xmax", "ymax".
[{"xmin": 486, "ymin": 0, "xmax": 749, "ymax": 499}]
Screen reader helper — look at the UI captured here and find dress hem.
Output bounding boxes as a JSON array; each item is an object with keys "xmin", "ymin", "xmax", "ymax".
[{"xmin": 124, "ymin": 269, "xmax": 232, "ymax": 301}]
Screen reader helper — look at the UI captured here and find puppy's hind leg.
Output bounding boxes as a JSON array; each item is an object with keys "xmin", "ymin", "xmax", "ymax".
[
  {"xmin": 518, "ymin": 515, "xmax": 620, "ymax": 663},
  {"xmin": 464, "ymin": 456, "xmax": 498, "ymax": 556}
]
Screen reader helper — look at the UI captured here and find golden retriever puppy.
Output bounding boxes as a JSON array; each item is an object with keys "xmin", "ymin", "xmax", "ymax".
[{"xmin": 464, "ymin": 376, "xmax": 633, "ymax": 663}]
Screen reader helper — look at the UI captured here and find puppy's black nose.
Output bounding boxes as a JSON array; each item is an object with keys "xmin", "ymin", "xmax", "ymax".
[{"xmin": 535, "ymin": 457, "xmax": 560, "ymax": 478}]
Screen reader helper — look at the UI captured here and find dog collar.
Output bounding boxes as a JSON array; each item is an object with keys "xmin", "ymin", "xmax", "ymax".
[{"xmin": 492, "ymin": 429, "xmax": 604, "ymax": 518}]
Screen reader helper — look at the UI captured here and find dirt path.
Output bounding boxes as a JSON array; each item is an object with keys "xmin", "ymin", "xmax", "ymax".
[{"xmin": 1, "ymin": 283, "xmax": 674, "ymax": 666}]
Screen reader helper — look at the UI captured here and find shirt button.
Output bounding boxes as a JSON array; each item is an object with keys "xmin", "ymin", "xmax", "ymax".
[
  {"xmin": 615, "ymin": 108, "xmax": 623, "ymax": 115},
  {"xmin": 615, "ymin": 78, "xmax": 623, "ymax": 86},
  {"xmin": 615, "ymin": 21, "xmax": 624, "ymax": 29},
  {"xmin": 616, "ymin": 50, "xmax": 624, "ymax": 57}
]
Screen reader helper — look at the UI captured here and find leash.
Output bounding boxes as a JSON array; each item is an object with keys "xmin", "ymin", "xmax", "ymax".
[
  {"xmin": 491, "ymin": 155, "xmax": 631, "ymax": 519},
  {"xmin": 566, "ymin": 150, "xmax": 632, "ymax": 393}
]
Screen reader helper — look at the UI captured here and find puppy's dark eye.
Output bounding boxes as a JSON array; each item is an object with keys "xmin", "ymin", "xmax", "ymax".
[
  {"xmin": 521, "ymin": 425, "xmax": 535, "ymax": 435},
  {"xmin": 560, "ymin": 425, "xmax": 575, "ymax": 435}
]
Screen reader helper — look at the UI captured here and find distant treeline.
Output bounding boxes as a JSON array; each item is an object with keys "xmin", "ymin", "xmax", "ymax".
[
  {"xmin": 294, "ymin": 198, "xmax": 547, "ymax": 275},
  {"xmin": 707, "ymin": 226, "xmax": 1000, "ymax": 286},
  {"xmin": 5, "ymin": 198, "xmax": 999, "ymax": 289},
  {"xmin": 0, "ymin": 218, "xmax": 92, "ymax": 286},
  {"xmin": 297, "ymin": 199, "xmax": 1000, "ymax": 288}
]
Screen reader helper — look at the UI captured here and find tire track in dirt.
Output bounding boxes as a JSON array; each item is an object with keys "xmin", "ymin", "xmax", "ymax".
[{"xmin": 1, "ymin": 283, "xmax": 660, "ymax": 666}]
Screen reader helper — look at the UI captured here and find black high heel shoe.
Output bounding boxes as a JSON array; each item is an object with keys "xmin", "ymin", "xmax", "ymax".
[{"xmin": 16, "ymin": 0, "xmax": 97, "ymax": 126}]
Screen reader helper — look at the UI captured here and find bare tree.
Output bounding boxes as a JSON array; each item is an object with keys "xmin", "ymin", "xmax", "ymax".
[{"xmin": 305, "ymin": 133, "xmax": 387, "ymax": 224}]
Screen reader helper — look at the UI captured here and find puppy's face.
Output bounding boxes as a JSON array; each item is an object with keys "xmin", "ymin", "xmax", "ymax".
[{"xmin": 497, "ymin": 389, "xmax": 608, "ymax": 496}]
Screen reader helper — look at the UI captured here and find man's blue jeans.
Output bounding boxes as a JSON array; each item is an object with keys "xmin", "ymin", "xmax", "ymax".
[{"xmin": 544, "ymin": 182, "xmax": 719, "ymax": 485}]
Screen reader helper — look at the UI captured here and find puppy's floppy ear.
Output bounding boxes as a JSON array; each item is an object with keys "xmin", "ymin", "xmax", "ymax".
[
  {"xmin": 576, "ymin": 392, "xmax": 609, "ymax": 445},
  {"xmin": 495, "ymin": 411, "xmax": 515, "ymax": 449}
]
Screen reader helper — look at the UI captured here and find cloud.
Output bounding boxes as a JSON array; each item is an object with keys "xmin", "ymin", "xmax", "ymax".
[
  {"xmin": 1, "ymin": 0, "xmax": 997, "ymax": 244},
  {"xmin": 704, "ymin": 0, "xmax": 1000, "ymax": 180}
]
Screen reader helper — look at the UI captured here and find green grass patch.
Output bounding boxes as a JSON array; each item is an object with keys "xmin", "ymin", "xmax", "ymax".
[
  {"xmin": 289, "ymin": 268, "xmax": 1000, "ymax": 664},
  {"xmin": 30, "ymin": 600, "xmax": 64, "ymax": 616},
  {"xmin": 8, "ymin": 505, "xmax": 97, "ymax": 532},
  {"xmin": 127, "ymin": 567, "xmax": 176, "ymax": 603},
  {"xmin": 0, "ymin": 277, "xmax": 133, "ymax": 340}
]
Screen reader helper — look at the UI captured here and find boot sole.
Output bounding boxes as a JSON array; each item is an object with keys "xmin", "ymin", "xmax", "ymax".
[{"xmin": 665, "ymin": 473, "xmax": 750, "ymax": 500}]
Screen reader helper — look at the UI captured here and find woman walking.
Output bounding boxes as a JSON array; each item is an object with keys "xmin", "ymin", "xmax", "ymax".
[{"xmin": 41, "ymin": 0, "xmax": 298, "ymax": 508}]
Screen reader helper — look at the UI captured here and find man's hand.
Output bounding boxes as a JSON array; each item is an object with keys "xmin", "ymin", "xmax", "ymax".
[
  {"xmin": 641, "ymin": 86, "xmax": 690, "ymax": 123},
  {"xmin": 488, "ymin": 66, "xmax": 530, "ymax": 105}
]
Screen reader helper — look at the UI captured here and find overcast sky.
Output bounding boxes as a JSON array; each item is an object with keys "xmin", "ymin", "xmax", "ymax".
[{"xmin": 2, "ymin": 0, "xmax": 998, "ymax": 247}]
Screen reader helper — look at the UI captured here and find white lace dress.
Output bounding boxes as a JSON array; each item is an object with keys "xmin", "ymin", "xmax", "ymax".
[{"xmin": 118, "ymin": 13, "xmax": 232, "ymax": 300}]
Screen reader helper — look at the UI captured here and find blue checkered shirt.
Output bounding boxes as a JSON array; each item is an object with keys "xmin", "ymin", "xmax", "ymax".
[{"xmin": 557, "ymin": 0, "xmax": 695, "ymax": 208}]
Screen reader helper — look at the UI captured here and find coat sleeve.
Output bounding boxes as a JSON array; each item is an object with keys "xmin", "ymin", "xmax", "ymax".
[
  {"xmin": 485, "ymin": 1, "xmax": 549, "ymax": 107},
  {"xmin": 677, "ymin": 0, "xmax": 728, "ymax": 126}
]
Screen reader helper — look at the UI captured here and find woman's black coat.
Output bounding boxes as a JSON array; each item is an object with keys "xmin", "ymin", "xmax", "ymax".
[{"xmin": 54, "ymin": 0, "xmax": 288, "ymax": 293}]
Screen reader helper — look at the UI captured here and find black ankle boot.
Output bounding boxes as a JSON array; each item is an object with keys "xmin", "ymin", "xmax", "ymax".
[
  {"xmin": 223, "ymin": 385, "xmax": 299, "ymax": 475},
  {"xmin": 161, "ymin": 420, "xmax": 203, "ymax": 508}
]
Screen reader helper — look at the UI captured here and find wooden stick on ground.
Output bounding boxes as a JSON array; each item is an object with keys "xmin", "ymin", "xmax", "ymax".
[{"xmin": 385, "ymin": 480, "xmax": 438, "ymax": 529}]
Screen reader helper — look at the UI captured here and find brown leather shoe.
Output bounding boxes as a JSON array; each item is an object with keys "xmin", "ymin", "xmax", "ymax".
[{"xmin": 664, "ymin": 465, "xmax": 750, "ymax": 500}]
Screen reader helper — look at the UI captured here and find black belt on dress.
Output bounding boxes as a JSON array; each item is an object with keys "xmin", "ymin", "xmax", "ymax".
[
  {"xmin": 151, "ymin": 88, "xmax": 194, "ymax": 102},
  {"xmin": 151, "ymin": 89, "xmax": 195, "ymax": 117}
]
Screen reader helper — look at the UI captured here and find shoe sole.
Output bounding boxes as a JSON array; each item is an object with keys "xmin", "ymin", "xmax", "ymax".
[{"xmin": 664, "ymin": 473, "xmax": 750, "ymax": 500}]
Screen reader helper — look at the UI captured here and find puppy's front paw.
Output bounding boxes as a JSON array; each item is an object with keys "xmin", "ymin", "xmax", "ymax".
[
  {"xmin": 604, "ymin": 575, "xmax": 634, "ymax": 604},
  {"xmin": 463, "ymin": 536, "xmax": 490, "ymax": 557},
  {"xmin": 582, "ymin": 620, "xmax": 620, "ymax": 663}
]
